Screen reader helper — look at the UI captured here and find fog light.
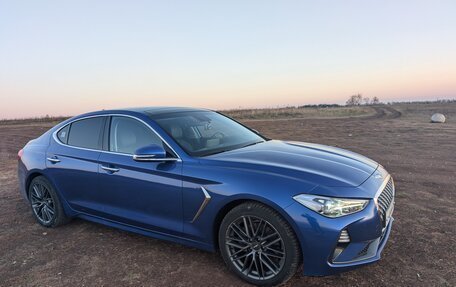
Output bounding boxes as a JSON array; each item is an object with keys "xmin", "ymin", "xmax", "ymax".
[{"xmin": 338, "ymin": 229, "xmax": 350, "ymax": 243}]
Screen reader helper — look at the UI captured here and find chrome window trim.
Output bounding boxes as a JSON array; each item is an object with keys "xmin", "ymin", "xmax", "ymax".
[
  {"xmin": 132, "ymin": 154, "xmax": 179, "ymax": 162},
  {"xmin": 52, "ymin": 114, "xmax": 182, "ymax": 162}
]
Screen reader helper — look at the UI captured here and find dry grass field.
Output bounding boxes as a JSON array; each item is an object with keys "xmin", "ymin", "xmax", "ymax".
[{"xmin": 0, "ymin": 103, "xmax": 455, "ymax": 286}]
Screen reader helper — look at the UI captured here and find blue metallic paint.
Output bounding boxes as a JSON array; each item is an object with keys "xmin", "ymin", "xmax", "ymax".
[
  {"xmin": 17, "ymin": 108, "xmax": 394, "ymax": 276},
  {"xmin": 97, "ymin": 152, "xmax": 183, "ymax": 235}
]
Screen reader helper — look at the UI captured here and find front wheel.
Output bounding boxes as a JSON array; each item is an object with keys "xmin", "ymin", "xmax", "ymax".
[{"xmin": 219, "ymin": 202, "xmax": 301, "ymax": 286}]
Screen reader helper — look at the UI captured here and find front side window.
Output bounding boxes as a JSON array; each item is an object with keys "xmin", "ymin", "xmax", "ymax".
[
  {"xmin": 67, "ymin": 117, "xmax": 105, "ymax": 150},
  {"xmin": 109, "ymin": 116, "xmax": 163, "ymax": 154},
  {"xmin": 152, "ymin": 111, "xmax": 265, "ymax": 157}
]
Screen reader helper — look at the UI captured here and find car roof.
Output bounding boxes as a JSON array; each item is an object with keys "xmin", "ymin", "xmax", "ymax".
[
  {"xmin": 82, "ymin": 106, "xmax": 211, "ymax": 117},
  {"xmin": 128, "ymin": 106, "xmax": 210, "ymax": 115},
  {"xmin": 65, "ymin": 107, "xmax": 214, "ymax": 126}
]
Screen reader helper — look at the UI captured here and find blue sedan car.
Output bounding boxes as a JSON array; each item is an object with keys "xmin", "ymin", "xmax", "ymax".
[{"xmin": 18, "ymin": 107, "xmax": 394, "ymax": 286}]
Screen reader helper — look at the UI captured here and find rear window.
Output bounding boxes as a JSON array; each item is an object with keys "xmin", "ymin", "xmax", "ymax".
[{"xmin": 67, "ymin": 117, "xmax": 105, "ymax": 150}]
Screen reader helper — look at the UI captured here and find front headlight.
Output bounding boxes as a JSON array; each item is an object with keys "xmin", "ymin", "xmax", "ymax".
[{"xmin": 293, "ymin": 194, "xmax": 369, "ymax": 218}]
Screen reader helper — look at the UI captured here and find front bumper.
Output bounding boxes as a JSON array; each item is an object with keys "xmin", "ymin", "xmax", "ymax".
[{"xmin": 285, "ymin": 199, "xmax": 394, "ymax": 276}]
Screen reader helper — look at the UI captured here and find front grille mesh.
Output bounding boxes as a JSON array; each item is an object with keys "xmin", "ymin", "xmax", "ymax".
[
  {"xmin": 357, "ymin": 242, "xmax": 371, "ymax": 257},
  {"xmin": 377, "ymin": 177, "xmax": 394, "ymax": 227}
]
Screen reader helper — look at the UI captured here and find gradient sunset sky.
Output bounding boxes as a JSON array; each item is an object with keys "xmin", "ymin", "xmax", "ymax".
[{"xmin": 1, "ymin": 1, "xmax": 455, "ymax": 119}]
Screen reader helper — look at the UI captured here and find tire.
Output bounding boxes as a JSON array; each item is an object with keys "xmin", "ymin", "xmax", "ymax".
[
  {"xmin": 28, "ymin": 176, "xmax": 70, "ymax": 227},
  {"xmin": 219, "ymin": 201, "xmax": 301, "ymax": 286}
]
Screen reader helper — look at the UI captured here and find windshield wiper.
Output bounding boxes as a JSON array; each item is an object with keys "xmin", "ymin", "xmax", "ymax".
[
  {"xmin": 201, "ymin": 141, "xmax": 265, "ymax": 157},
  {"xmin": 201, "ymin": 148, "xmax": 234, "ymax": 157},
  {"xmin": 239, "ymin": 140, "xmax": 265, "ymax": 149}
]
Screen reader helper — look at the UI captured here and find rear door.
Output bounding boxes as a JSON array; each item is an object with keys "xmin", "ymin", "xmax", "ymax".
[
  {"xmin": 97, "ymin": 116, "xmax": 183, "ymax": 235},
  {"xmin": 46, "ymin": 116, "xmax": 107, "ymax": 214}
]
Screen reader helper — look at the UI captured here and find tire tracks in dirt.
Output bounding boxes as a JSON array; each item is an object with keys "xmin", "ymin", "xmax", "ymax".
[
  {"xmin": 242, "ymin": 106, "xmax": 402, "ymax": 124},
  {"xmin": 372, "ymin": 106, "xmax": 402, "ymax": 119}
]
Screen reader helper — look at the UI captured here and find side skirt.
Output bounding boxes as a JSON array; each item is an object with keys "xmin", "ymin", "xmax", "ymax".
[{"xmin": 76, "ymin": 213, "xmax": 215, "ymax": 252}]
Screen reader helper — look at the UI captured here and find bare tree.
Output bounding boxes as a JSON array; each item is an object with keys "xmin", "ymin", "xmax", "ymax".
[
  {"xmin": 346, "ymin": 94, "xmax": 363, "ymax": 106},
  {"xmin": 363, "ymin": 97, "xmax": 370, "ymax": 105},
  {"xmin": 372, "ymin": 96, "xmax": 380, "ymax": 104}
]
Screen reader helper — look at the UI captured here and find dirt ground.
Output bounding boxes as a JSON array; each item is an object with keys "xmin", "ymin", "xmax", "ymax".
[{"xmin": 0, "ymin": 103, "xmax": 455, "ymax": 286}]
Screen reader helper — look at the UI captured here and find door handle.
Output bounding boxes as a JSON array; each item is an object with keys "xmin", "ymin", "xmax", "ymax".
[
  {"xmin": 47, "ymin": 157, "xmax": 60, "ymax": 164},
  {"xmin": 101, "ymin": 165, "xmax": 120, "ymax": 173}
]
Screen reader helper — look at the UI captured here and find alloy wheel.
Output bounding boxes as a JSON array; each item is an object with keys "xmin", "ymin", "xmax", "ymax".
[
  {"xmin": 225, "ymin": 215, "xmax": 286, "ymax": 280},
  {"xmin": 30, "ymin": 183, "xmax": 55, "ymax": 224}
]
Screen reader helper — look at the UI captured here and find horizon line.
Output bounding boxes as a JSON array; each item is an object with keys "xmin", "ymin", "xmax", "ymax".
[{"xmin": 1, "ymin": 98, "xmax": 454, "ymax": 121}]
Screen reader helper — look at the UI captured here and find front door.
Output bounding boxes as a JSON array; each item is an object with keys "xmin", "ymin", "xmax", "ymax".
[{"xmin": 97, "ymin": 116, "xmax": 183, "ymax": 235}]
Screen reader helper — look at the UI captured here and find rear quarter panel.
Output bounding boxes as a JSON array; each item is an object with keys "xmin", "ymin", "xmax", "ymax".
[{"xmin": 18, "ymin": 131, "xmax": 52, "ymax": 200}]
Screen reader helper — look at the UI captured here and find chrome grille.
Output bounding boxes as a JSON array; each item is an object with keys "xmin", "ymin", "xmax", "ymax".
[{"xmin": 377, "ymin": 177, "xmax": 395, "ymax": 227}]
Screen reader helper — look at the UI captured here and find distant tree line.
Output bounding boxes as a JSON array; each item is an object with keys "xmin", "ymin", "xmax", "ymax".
[
  {"xmin": 298, "ymin": 104, "xmax": 341, "ymax": 108},
  {"xmin": 346, "ymin": 94, "xmax": 380, "ymax": 106}
]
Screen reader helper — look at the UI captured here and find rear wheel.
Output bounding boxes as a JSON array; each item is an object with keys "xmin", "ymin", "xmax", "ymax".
[
  {"xmin": 28, "ymin": 176, "xmax": 69, "ymax": 227},
  {"xmin": 219, "ymin": 202, "xmax": 301, "ymax": 286}
]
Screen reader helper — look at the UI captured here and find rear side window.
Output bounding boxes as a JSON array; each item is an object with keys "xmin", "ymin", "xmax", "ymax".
[
  {"xmin": 109, "ymin": 116, "xmax": 163, "ymax": 154},
  {"xmin": 57, "ymin": 125, "xmax": 70, "ymax": 144},
  {"xmin": 67, "ymin": 117, "xmax": 105, "ymax": 150}
]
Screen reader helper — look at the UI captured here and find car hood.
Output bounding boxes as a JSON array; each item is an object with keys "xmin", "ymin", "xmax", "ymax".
[{"xmin": 205, "ymin": 140, "xmax": 378, "ymax": 187}]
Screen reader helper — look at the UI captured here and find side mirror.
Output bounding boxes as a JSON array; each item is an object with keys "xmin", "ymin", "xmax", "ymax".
[{"xmin": 133, "ymin": 144, "xmax": 176, "ymax": 162}]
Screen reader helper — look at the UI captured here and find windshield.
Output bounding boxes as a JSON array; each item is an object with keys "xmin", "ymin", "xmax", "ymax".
[{"xmin": 152, "ymin": 111, "xmax": 265, "ymax": 157}]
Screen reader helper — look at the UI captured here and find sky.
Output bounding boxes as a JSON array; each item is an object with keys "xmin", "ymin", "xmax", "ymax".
[{"xmin": 1, "ymin": 1, "xmax": 456, "ymax": 119}]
